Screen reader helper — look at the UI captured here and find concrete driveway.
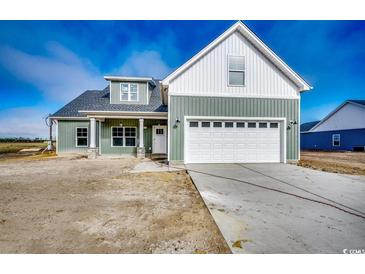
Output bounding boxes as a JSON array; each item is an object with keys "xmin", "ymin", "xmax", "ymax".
[{"xmin": 187, "ymin": 163, "xmax": 365, "ymax": 253}]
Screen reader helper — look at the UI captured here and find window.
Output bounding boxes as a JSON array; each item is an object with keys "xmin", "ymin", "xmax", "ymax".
[
  {"xmin": 202, "ymin": 122, "xmax": 210, "ymax": 128},
  {"xmin": 125, "ymin": 127, "xmax": 137, "ymax": 147},
  {"xmin": 259, "ymin": 122, "xmax": 267, "ymax": 128},
  {"xmin": 228, "ymin": 56, "xmax": 245, "ymax": 86},
  {"xmin": 111, "ymin": 127, "xmax": 136, "ymax": 147},
  {"xmin": 248, "ymin": 122, "xmax": 256, "ymax": 128},
  {"xmin": 120, "ymin": 83, "xmax": 138, "ymax": 101},
  {"xmin": 76, "ymin": 127, "xmax": 88, "ymax": 147},
  {"xmin": 225, "ymin": 122, "xmax": 234, "ymax": 128},
  {"xmin": 189, "ymin": 121, "xmax": 199, "ymax": 127},
  {"xmin": 236, "ymin": 122, "xmax": 245, "ymax": 128},
  {"xmin": 112, "ymin": 127, "xmax": 123, "ymax": 147},
  {"xmin": 332, "ymin": 134, "xmax": 340, "ymax": 147},
  {"xmin": 156, "ymin": 128, "xmax": 164, "ymax": 135},
  {"xmin": 213, "ymin": 122, "xmax": 222, "ymax": 128},
  {"xmin": 270, "ymin": 122, "xmax": 279, "ymax": 128}
]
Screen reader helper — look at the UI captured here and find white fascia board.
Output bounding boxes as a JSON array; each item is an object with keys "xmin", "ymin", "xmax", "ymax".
[
  {"xmin": 104, "ymin": 76, "xmax": 153, "ymax": 82},
  {"xmin": 79, "ymin": 110, "xmax": 167, "ymax": 115},
  {"xmin": 162, "ymin": 21, "xmax": 311, "ymax": 92},
  {"xmin": 78, "ymin": 110, "xmax": 168, "ymax": 118}
]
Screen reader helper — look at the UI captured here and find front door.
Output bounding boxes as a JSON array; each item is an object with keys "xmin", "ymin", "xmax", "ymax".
[{"xmin": 152, "ymin": 125, "xmax": 167, "ymax": 154}]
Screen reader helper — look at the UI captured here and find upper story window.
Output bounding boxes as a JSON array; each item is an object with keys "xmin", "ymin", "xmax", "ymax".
[
  {"xmin": 120, "ymin": 83, "xmax": 138, "ymax": 101},
  {"xmin": 228, "ymin": 56, "xmax": 245, "ymax": 86}
]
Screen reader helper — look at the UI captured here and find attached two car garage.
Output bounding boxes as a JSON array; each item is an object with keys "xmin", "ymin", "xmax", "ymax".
[{"xmin": 184, "ymin": 117, "xmax": 286, "ymax": 164}]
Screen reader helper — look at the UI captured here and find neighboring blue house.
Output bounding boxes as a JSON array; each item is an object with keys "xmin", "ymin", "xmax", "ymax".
[{"xmin": 301, "ymin": 100, "xmax": 365, "ymax": 152}]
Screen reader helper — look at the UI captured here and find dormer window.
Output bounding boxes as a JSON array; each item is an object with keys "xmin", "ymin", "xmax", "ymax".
[
  {"xmin": 120, "ymin": 83, "xmax": 138, "ymax": 101},
  {"xmin": 228, "ymin": 56, "xmax": 245, "ymax": 86}
]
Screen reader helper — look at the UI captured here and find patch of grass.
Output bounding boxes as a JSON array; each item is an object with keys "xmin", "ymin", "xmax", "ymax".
[{"xmin": 0, "ymin": 142, "xmax": 47, "ymax": 154}]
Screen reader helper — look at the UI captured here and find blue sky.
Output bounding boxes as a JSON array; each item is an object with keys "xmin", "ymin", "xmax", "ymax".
[{"xmin": 0, "ymin": 20, "xmax": 364, "ymax": 137}]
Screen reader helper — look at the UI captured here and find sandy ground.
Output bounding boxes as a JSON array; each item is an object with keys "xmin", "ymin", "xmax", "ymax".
[
  {"xmin": 0, "ymin": 155, "xmax": 229, "ymax": 253},
  {"xmin": 299, "ymin": 151, "xmax": 365, "ymax": 175}
]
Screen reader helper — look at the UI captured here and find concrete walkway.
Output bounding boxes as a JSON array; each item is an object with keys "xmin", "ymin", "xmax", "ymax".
[{"xmin": 187, "ymin": 163, "xmax": 365, "ymax": 254}]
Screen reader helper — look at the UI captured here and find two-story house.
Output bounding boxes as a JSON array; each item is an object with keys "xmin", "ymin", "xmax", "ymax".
[{"xmin": 50, "ymin": 21, "xmax": 311, "ymax": 164}]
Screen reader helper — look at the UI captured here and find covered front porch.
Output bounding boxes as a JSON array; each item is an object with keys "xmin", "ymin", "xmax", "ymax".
[{"xmin": 86, "ymin": 113, "xmax": 168, "ymax": 159}]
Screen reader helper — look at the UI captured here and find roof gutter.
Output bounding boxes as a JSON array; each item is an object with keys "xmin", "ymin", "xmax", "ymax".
[{"xmin": 78, "ymin": 110, "xmax": 168, "ymax": 117}]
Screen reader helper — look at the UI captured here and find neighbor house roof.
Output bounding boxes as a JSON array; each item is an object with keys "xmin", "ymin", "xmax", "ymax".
[
  {"xmin": 50, "ymin": 80, "xmax": 167, "ymax": 118},
  {"xmin": 162, "ymin": 21, "xmax": 312, "ymax": 92},
  {"xmin": 300, "ymin": 121, "xmax": 320, "ymax": 132},
  {"xmin": 305, "ymin": 99, "xmax": 365, "ymax": 132},
  {"xmin": 347, "ymin": 100, "xmax": 365, "ymax": 106}
]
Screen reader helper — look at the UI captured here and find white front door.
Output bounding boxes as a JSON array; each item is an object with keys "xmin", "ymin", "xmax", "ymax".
[{"xmin": 152, "ymin": 125, "xmax": 167, "ymax": 154}]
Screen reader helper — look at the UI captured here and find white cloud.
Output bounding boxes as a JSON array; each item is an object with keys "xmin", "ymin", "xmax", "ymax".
[
  {"xmin": 117, "ymin": 50, "xmax": 171, "ymax": 79},
  {"xmin": 0, "ymin": 42, "xmax": 106, "ymax": 102},
  {"xmin": 0, "ymin": 107, "xmax": 52, "ymax": 138}
]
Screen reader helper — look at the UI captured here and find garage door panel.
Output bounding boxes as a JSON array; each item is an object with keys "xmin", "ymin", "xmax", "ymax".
[{"xmin": 186, "ymin": 119, "xmax": 282, "ymax": 164}]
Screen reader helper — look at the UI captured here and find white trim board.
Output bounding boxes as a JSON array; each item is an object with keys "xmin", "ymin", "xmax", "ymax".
[
  {"xmin": 168, "ymin": 92, "xmax": 299, "ymax": 100},
  {"xmin": 162, "ymin": 21, "xmax": 311, "ymax": 92},
  {"xmin": 104, "ymin": 76, "xmax": 153, "ymax": 82},
  {"xmin": 183, "ymin": 116, "xmax": 287, "ymax": 164}
]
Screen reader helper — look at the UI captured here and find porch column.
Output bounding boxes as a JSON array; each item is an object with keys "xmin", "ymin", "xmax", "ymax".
[
  {"xmin": 139, "ymin": 118, "xmax": 144, "ymax": 148},
  {"xmin": 90, "ymin": 117, "xmax": 96, "ymax": 149},
  {"xmin": 137, "ymin": 118, "xmax": 145, "ymax": 158}
]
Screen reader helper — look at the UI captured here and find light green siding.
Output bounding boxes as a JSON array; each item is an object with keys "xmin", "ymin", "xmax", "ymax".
[
  {"xmin": 169, "ymin": 96, "xmax": 299, "ymax": 161},
  {"xmin": 100, "ymin": 119, "xmax": 167, "ymax": 155},
  {"xmin": 58, "ymin": 120, "xmax": 99, "ymax": 154},
  {"xmin": 110, "ymin": 81, "xmax": 149, "ymax": 105}
]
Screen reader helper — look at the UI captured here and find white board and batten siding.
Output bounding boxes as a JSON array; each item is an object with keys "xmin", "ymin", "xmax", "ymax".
[
  {"xmin": 168, "ymin": 31, "xmax": 300, "ymax": 99},
  {"xmin": 311, "ymin": 103, "xmax": 365, "ymax": 132}
]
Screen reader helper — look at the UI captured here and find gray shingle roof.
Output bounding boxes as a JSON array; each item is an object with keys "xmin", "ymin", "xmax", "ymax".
[
  {"xmin": 300, "ymin": 121, "xmax": 320, "ymax": 132},
  {"xmin": 51, "ymin": 80, "xmax": 167, "ymax": 117}
]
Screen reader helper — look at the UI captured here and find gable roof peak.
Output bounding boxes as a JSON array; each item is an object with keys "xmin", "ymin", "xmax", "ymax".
[{"xmin": 162, "ymin": 20, "xmax": 311, "ymax": 92}]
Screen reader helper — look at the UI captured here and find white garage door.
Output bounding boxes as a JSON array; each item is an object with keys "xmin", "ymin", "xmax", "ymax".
[{"xmin": 185, "ymin": 119, "xmax": 282, "ymax": 164}]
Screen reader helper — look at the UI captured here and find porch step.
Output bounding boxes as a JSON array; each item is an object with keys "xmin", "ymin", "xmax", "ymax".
[{"xmin": 150, "ymin": 153, "xmax": 167, "ymax": 160}]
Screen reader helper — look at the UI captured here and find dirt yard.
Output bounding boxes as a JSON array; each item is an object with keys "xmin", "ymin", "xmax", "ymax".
[
  {"xmin": 299, "ymin": 151, "xmax": 365, "ymax": 176},
  {"xmin": 0, "ymin": 155, "xmax": 229, "ymax": 253}
]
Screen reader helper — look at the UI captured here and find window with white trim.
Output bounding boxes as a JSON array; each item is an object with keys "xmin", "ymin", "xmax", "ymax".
[
  {"xmin": 124, "ymin": 127, "xmax": 137, "ymax": 147},
  {"xmin": 112, "ymin": 127, "xmax": 123, "ymax": 147},
  {"xmin": 332, "ymin": 134, "xmax": 340, "ymax": 147},
  {"xmin": 76, "ymin": 127, "xmax": 88, "ymax": 147},
  {"xmin": 120, "ymin": 83, "xmax": 138, "ymax": 101},
  {"xmin": 228, "ymin": 56, "xmax": 245, "ymax": 86},
  {"xmin": 111, "ymin": 127, "xmax": 137, "ymax": 147}
]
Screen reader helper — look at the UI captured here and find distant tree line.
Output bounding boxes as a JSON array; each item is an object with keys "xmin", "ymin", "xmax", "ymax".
[{"xmin": 0, "ymin": 137, "xmax": 47, "ymax": 143}]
